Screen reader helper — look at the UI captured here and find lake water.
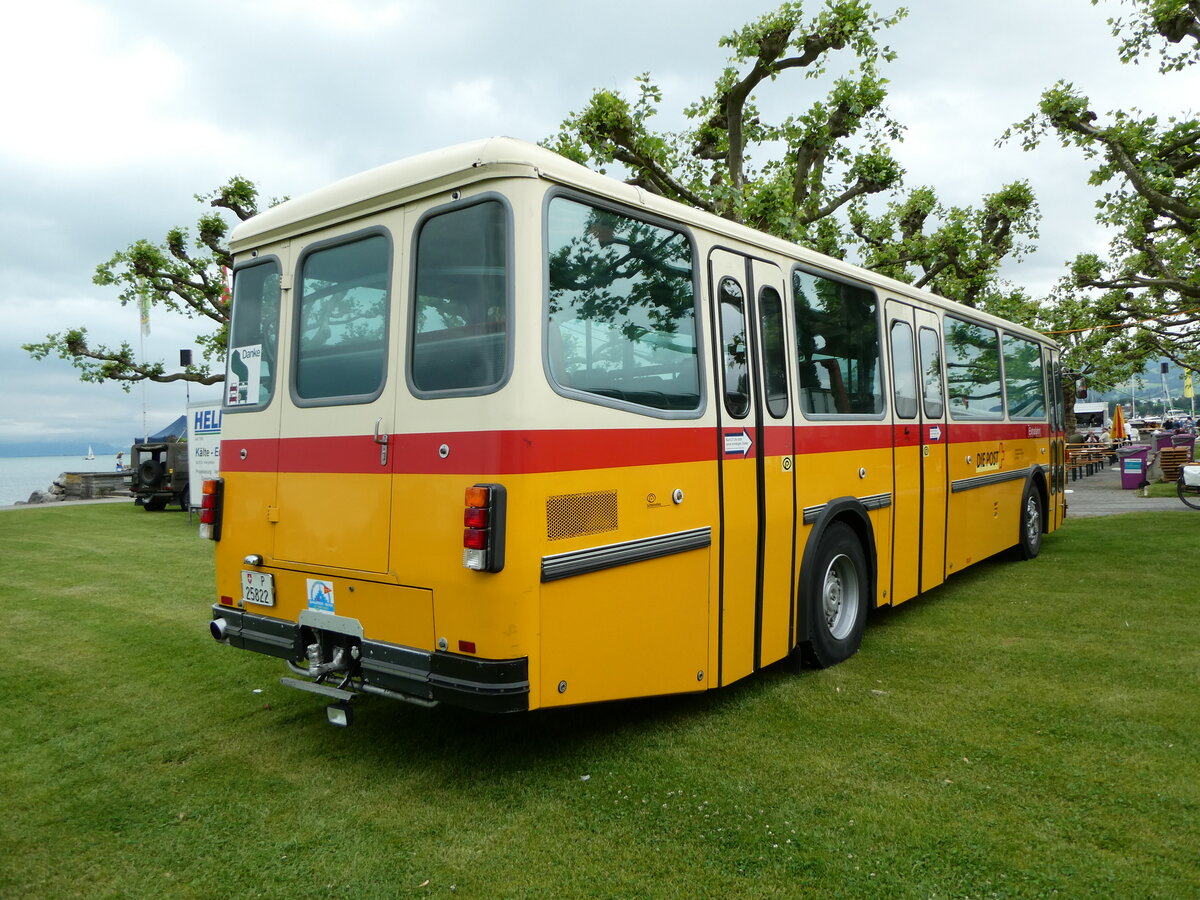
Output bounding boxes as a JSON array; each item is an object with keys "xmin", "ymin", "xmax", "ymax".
[{"xmin": 0, "ymin": 455, "xmax": 125, "ymax": 506}]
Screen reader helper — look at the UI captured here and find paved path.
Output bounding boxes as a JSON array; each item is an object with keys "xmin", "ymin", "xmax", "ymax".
[{"xmin": 1064, "ymin": 463, "xmax": 1193, "ymax": 518}]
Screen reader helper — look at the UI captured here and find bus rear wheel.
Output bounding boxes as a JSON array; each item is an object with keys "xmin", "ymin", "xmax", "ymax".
[{"xmin": 802, "ymin": 523, "xmax": 868, "ymax": 668}]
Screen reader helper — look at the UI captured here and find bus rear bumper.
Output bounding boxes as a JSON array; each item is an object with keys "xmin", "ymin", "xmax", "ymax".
[{"xmin": 210, "ymin": 604, "xmax": 529, "ymax": 713}]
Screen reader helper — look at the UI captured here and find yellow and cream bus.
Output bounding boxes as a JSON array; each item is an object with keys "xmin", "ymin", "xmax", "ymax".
[{"xmin": 203, "ymin": 137, "xmax": 1065, "ymax": 723}]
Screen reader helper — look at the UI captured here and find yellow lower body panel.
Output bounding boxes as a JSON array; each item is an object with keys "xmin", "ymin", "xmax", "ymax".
[{"xmin": 538, "ymin": 547, "xmax": 710, "ymax": 707}]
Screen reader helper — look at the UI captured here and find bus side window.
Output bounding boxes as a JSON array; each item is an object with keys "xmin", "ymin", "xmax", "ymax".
[
  {"xmin": 890, "ymin": 320, "xmax": 917, "ymax": 419},
  {"xmin": 546, "ymin": 196, "xmax": 700, "ymax": 413},
  {"xmin": 944, "ymin": 316, "xmax": 1003, "ymax": 420},
  {"xmin": 1003, "ymin": 333, "xmax": 1047, "ymax": 419},
  {"xmin": 719, "ymin": 278, "xmax": 749, "ymax": 418},
  {"xmin": 792, "ymin": 269, "xmax": 883, "ymax": 417},
  {"xmin": 759, "ymin": 286, "xmax": 789, "ymax": 419},
  {"xmin": 918, "ymin": 326, "xmax": 944, "ymax": 419}
]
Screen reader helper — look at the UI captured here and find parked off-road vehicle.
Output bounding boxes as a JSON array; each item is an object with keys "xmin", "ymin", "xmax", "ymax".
[{"xmin": 130, "ymin": 440, "xmax": 189, "ymax": 511}]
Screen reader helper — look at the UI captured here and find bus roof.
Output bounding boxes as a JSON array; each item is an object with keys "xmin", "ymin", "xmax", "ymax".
[{"xmin": 230, "ymin": 136, "xmax": 1055, "ymax": 347}]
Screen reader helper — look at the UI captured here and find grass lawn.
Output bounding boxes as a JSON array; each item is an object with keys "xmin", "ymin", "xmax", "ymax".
[
  {"xmin": 1, "ymin": 503, "xmax": 1197, "ymax": 898},
  {"xmin": 1146, "ymin": 479, "xmax": 1196, "ymax": 501}
]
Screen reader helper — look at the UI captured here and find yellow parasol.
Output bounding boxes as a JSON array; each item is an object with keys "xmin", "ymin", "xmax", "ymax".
[{"xmin": 1111, "ymin": 404, "xmax": 1125, "ymax": 443}]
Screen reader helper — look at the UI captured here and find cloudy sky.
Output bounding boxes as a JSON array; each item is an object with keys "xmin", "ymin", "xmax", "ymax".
[{"xmin": 2, "ymin": 0, "xmax": 1196, "ymax": 453}]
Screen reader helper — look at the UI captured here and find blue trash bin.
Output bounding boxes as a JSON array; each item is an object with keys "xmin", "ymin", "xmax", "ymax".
[{"xmin": 1117, "ymin": 445, "xmax": 1151, "ymax": 489}]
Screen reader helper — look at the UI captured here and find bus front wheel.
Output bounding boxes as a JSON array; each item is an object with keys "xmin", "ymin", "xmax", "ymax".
[
  {"xmin": 1015, "ymin": 485, "xmax": 1042, "ymax": 560},
  {"xmin": 802, "ymin": 523, "xmax": 868, "ymax": 668}
]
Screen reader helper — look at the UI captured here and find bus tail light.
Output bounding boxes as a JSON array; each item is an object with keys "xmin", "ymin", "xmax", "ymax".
[
  {"xmin": 199, "ymin": 478, "xmax": 224, "ymax": 541},
  {"xmin": 462, "ymin": 483, "xmax": 506, "ymax": 572}
]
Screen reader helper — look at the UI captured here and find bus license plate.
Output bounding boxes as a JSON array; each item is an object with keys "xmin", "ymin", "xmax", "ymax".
[{"xmin": 241, "ymin": 570, "xmax": 275, "ymax": 607}]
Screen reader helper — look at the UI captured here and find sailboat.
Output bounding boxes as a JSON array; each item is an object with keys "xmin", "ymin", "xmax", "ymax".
[{"xmin": 84, "ymin": 445, "xmax": 95, "ymax": 460}]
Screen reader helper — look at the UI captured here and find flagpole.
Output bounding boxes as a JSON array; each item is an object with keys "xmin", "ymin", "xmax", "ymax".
[{"xmin": 139, "ymin": 286, "xmax": 150, "ymax": 442}]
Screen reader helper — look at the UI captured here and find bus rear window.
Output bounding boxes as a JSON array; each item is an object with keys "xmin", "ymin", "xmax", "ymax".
[
  {"xmin": 412, "ymin": 200, "xmax": 509, "ymax": 394},
  {"xmin": 546, "ymin": 197, "xmax": 699, "ymax": 413},
  {"xmin": 294, "ymin": 233, "xmax": 390, "ymax": 402},
  {"xmin": 225, "ymin": 259, "xmax": 281, "ymax": 408}
]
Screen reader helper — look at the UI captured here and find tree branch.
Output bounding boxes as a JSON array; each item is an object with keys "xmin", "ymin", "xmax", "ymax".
[
  {"xmin": 1055, "ymin": 108, "xmax": 1200, "ymax": 221},
  {"xmin": 611, "ymin": 145, "xmax": 716, "ymax": 214}
]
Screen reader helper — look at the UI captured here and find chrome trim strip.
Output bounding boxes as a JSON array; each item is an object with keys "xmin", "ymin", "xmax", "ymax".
[
  {"xmin": 541, "ymin": 526, "xmax": 711, "ymax": 582},
  {"xmin": 952, "ymin": 468, "xmax": 1031, "ymax": 493},
  {"xmin": 802, "ymin": 493, "xmax": 892, "ymax": 525}
]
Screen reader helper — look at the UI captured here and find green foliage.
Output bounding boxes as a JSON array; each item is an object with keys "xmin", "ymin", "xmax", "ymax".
[
  {"xmin": 1098, "ymin": 0, "xmax": 1200, "ymax": 72},
  {"xmin": 545, "ymin": 1, "xmax": 1039, "ymax": 312},
  {"xmin": 547, "ymin": 0, "xmax": 911, "ymax": 242},
  {"xmin": 1005, "ymin": 0, "xmax": 1200, "ymax": 388},
  {"xmin": 850, "ymin": 180, "xmax": 1040, "ymax": 311},
  {"xmin": 2, "ymin": 504, "xmax": 1198, "ymax": 897},
  {"xmin": 23, "ymin": 176, "xmax": 272, "ymax": 390}
]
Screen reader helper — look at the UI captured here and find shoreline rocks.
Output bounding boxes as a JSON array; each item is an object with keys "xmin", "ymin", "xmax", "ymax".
[
  {"xmin": 20, "ymin": 488, "xmax": 64, "ymax": 505},
  {"xmin": 11, "ymin": 471, "xmax": 131, "ymax": 506}
]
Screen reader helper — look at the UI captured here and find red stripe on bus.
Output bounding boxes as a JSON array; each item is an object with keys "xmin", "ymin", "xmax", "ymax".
[
  {"xmin": 947, "ymin": 422, "xmax": 1052, "ymax": 442},
  {"xmin": 223, "ymin": 428, "xmax": 716, "ymax": 476},
  {"xmin": 392, "ymin": 428, "xmax": 717, "ymax": 474},
  {"xmin": 220, "ymin": 420, "xmax": 1050, "ymax": 477},
  {"xmin": 794, "ymin": 424, "xmax": 895, "ymax": 454}
]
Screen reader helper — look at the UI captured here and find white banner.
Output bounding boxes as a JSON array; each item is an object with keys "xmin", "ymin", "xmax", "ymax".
[{"xmin": 187, "ymin": 400, "xmax": 223, "ymax": 508}]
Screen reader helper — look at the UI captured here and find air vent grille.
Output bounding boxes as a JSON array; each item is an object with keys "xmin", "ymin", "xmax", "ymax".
[{"xmin": 546, "ymin": 490, "xmax": 618, "ymax": 541}]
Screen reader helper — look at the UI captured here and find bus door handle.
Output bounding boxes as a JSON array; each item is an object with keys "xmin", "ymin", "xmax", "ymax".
[{"xmin": 373, "ymin": 418, "xmax": 389, "ymax": 466}]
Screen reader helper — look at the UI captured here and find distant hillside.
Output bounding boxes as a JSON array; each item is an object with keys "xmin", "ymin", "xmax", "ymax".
[
  {"xmin": 0, "ymin": 441, "xmax": 125, "ymax": 459},
  {"xmin": 1085, "ymin": 360, "xmax": 1194, "ymax": 413}
]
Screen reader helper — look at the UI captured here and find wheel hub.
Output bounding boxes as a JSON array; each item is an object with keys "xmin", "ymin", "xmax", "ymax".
[
  {"xmin": 822, "ymin": 553, "xmax": 858, "ymax": 639},
  {"xmin": 1026, "ymin": 496, "xmax": 1041, "ymax": 544},
  {"xmin": 823, "ymin": 576, "xmax": 842, "ymax": 628}
]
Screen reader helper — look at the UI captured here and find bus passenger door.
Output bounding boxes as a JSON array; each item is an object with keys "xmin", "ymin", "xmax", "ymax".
[
  {"xmin": 915, "ymin": 309, "xmax": 948, "ymax": 592},
  {"xmin": 885, "ymin": 301, "xmax": 947, "ymax": 602},
  {"xmin": 709, "ymin": 249, "xmax": 796, "ymax": 684},
  {"xmin": 1048, "ymin": 350, "xmax": 1066, "ymax": 530}
]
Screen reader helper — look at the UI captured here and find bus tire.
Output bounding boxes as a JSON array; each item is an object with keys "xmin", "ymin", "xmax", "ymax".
[
  {"xmin": 1015, "ymin": 484, "xmax": 1042, "ymax": 560},
  {"xmin": 802, "ymin": 522, "xmax": 868, "ymax": 668}
]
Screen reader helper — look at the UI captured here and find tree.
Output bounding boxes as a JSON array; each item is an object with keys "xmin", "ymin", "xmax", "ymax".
[
  {"xmin": 1107, "ymin": 0, "xmax": 1200, "ymax": 72},
  {"xmin": 545, "ymin": 0, "xmax": 1038, "ymax": 310},
  {"xmin": 848, "ymin": 182, "xmax": 1039, "ymax": 310},
  {"xmin": 23, "ymin": 177, "xmax": 267, "ymax": 389},
  {"xmin": 1006, "ymin": 0, "xmax": 1200, "ymax": 388}
]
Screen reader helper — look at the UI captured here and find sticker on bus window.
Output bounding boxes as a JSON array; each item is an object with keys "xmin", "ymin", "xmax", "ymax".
[
  {"xmin": 226, "ymin": 344, "xmax": 263, "ymax": 406},
  {"xmin": 307, "ymin": 579, "xmax": 335, "ymax": 613}
]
